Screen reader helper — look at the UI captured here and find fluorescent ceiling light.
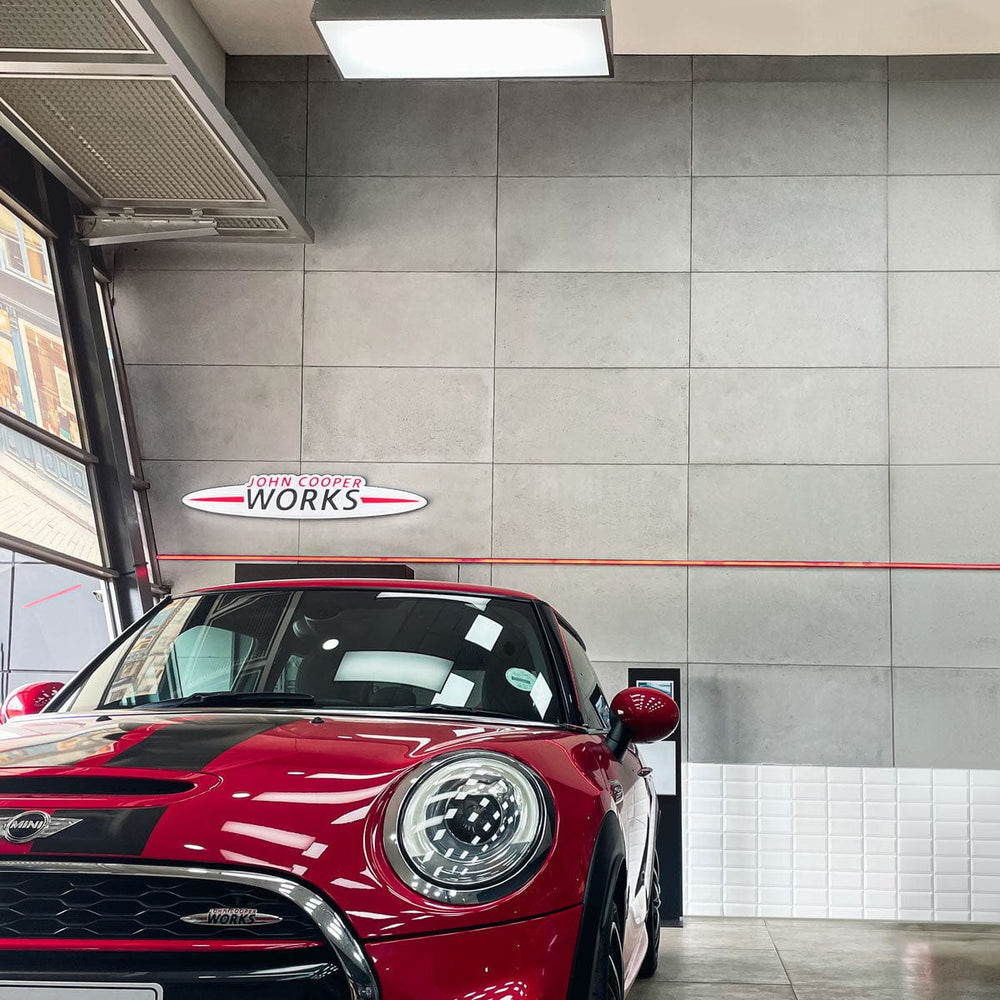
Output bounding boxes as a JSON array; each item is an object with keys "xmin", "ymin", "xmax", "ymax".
[{"xmin": 312, "ymin": 1, "xmax": 612, "ymax": 80}]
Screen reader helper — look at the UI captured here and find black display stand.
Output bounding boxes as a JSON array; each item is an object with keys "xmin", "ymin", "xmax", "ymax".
[{"xmin": 628, "ymin": 666, "xmax": 683, "ymax": 927}]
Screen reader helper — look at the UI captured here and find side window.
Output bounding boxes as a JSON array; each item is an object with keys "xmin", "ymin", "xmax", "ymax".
[{"xmin": 560, "ymin": 623, "xmax": 611, "ymax": 732}]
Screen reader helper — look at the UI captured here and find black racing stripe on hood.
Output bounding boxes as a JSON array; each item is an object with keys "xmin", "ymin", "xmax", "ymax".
[
  {"xmin": 107, "ymin": 716, "xmax": 287, "ymax": 771},
  {"xmin": 0, "ymin": 808, "xmax": 166, "ymax": 856}
]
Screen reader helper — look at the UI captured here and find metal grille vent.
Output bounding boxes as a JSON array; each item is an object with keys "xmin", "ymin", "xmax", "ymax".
[
  {"xmin": 0, "ymin": 76, "xmax": 262, "ymax": 203},
  {"xmin": 215, "ymin": 216, "xmax": 287, "ymax": 231},
  {"xmin": 0, "ymin": 0, "xmax": 147, "ymax": 53}
]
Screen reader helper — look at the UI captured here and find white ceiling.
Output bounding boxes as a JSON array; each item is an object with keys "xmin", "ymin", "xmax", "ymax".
[{"xmin": 192, "ymin": 0, "xmax": 1000, "ymax": 57}]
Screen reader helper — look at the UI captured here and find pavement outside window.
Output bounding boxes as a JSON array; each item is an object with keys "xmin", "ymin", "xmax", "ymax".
[{"xmin": 631, "ymin": 917, "xmax": 1000, "ymax": 1000}]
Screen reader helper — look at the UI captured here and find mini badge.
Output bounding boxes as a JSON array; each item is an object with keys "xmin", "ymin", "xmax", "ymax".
[
  {"xmin": 0, "ymin": 810, "xmax": 82, "ymax": 844},
  {"xmin": 182, "ymin": 474, "xmax": 427, "ymax": 520},
  {"xmin": 181, "ymin": 907, "xmax": 282, "ymax": 927}
]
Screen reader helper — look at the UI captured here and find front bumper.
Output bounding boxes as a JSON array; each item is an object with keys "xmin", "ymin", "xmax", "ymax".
[
  {"xmin": 368, "ymin": 905, "xmax": 583, "ymax": 1000},
  {"xmin": 0, "ymin": 860, "xmax": 582, "ymax": 1000}
]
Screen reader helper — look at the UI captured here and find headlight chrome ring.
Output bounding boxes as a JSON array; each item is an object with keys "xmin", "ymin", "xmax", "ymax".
[{"xmin": 383, "ymin": 750, "xmax": 554, "ymax": 905}]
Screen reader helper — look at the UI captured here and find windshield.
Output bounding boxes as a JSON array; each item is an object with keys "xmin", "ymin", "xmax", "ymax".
[{"xmin": 58, "ymin": 589, "xmax": 564, "ymax": 724}]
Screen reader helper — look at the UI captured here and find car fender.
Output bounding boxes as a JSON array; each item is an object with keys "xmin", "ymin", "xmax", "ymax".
[{"xmin": 565, "ymin": 808, "xmax": 627, "ymax": 998}]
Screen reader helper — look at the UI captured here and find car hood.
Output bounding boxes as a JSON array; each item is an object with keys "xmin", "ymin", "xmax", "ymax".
[{"xmin": 0, "ymin": 710, "xmax": 609, "ymax": 939}]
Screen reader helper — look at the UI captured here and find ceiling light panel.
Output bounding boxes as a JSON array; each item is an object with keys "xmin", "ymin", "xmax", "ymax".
[{"xmin": 312, "ymin": 0, "xmax": 612, "ymax": 79}]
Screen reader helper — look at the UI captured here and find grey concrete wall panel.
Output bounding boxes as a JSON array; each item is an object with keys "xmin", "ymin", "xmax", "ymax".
[
  {"xmin": 695, "ymin": 56, "xmax": 888, "ymax": 82},
  {"xmin": 688, "ymin": 568, "xmax": 891, "ymax": 666},
  {"xmin": 226, "ymin": 81, "xmax": 307, "ymax": 176},
  {"xmin": 689, "ymin": 466, "xmax": 890, "ymax": 561},
  {"xmin": 160, "ymin": 559, "xmax": 237, "ymax": 595},
  {"xmin": 689, "ymin": 663, "xmax": 893, "ymax": 766},
  {"xmin": 889, "ymin": 55, "xmax": 1000, "ymax": 80},
  {"xmin": 494, "ymin": 369, "xmax": 688, "ymax": 464},
  {"xmin": 889, "ymin": 176, "xmax": 1000, "ymax": 270},
  {"xmin": 115, "ymin": 241, "xmax": 304, "ymax": 271},
  {"xmin": 126, "ymin": 365, "xmax": 301, "ymax": 462},
  {"xmin": 496, "ymin": 273, "xmax": 690, "ymax": 368},
  {"xmin": 111, "ymin": 54, "xmax": 1000, "ymax": 776},
  {"xmin": 894, "ymin": 667, "xmax": 1000, "ymax": 768},
  {"xmin": 497, "ymin": 177, "xmax": 691, "ymax": 272},
  {"xmin": 614, "ymin": 56, "xmax": 693, "ymax": 82},
  {"xmin": 691, "ymin": 273, "xmax": 887, "ymax": 368},
  {"xmin": 298, "ymin": 463, "xmax": 492, "ymax": 558},
  {"xmin": 227, "ymin": 55, "xmax": 308, "ymax": 82},
  {"xmin": 303, "ymin": 272, "xmax": 495, "ymax": 367},
  {"xmin": 892, "ymin": 570, "xmax": 1000, "ymax": 667},
  {"xmin": 114, "ymin": 270, "xmax": 303, "ymax": 366},
  {"xmin": 308, "ymin": 81, "xmax": 498, "ymax": 176},
  {"xmin": 891, "ymin": 466, "xmax": 1000, "ymax": 563},
  {"xmin": 277, "ymin": 176, "xmax": 307, "ymax": 216},
  {"xmin": 306, "ymin": 176, "xmax": 496, "ymax": 271},
  {"xmin": 889, "ymin": 81, "xmax": 1000, "ymax": 174},
  {"xmin": 492, "ymin": 564, "xmax": 687, "ymax": 663},
  {"xmin": 890, "ymin": 369, "xmax": 1000, "ymax": 464},
  {"xmin": 143, "ymin": 460, "xmax": 299, "ymax": 556},
  {"xmin": 694, "ymin": 82, "xmax": 886, "ymax": 176},
  {"xmin": 689, "ymin": 369, "xmax": 888, "ymax": 464},
  {"xmin": 302, "ymin": 368, "xmax": 493, "ymax": 463},
  {"xmin": 693, "ymin": 177, "xmax": 887, "ymax": 271},
  {"xmin": 492, "ymin": 464, "xmax": 687, "ymax": 559},
  {"xmin": 499, "ymin": 81, "xmax": 691, "ymax": 176},
  {"xmin": 889, "ymin": 272, "xmax": 1000, "ymax": 367}
]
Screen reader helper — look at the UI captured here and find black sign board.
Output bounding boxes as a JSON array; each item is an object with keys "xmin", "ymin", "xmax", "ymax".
[{"xmin": 628, "ymin": 665, "xmax": 683, "ymax": 926}]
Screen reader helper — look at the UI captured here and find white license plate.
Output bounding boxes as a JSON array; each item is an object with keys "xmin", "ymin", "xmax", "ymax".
[{"xmin": 0, "ymin": 986, "xmax": 161, "ymax": 1000}]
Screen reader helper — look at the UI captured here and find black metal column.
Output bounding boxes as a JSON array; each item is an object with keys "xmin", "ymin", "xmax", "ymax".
[{"xmin": 38, "ymin": 175, "xmax": 152, "ymax": 624}]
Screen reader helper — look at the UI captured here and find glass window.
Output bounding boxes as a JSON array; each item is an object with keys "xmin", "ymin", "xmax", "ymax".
[
  {"xmin": 0, "ymin": 548, "xmax": 12, "ymax": 695},
  {"xmin": 61, "ymin": 589, "xmax": 564, "ymax": 724},
  {"xmin": 561, "ymin": 624, "xmax": 610, "ymax": 732},
  {"xmin": 0, "ymin": 422, "xmax": 101, "ymax": 566},
  {"xmin": 7, "ymin": 555, "xmax": 112, "ymax": 694},
  {"xmin": 0, "ymin": 204, "xmax": 81, "ymax": 446}
]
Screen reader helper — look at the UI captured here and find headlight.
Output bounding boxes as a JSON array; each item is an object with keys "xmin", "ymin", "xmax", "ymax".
[{"xmin": 383, "ymin": 751, "xmax": 553, "ymax": 905}]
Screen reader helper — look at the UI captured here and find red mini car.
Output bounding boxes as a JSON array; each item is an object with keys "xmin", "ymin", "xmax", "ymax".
[{"xmin": 0, "ymin": 579, "xmax": 678, "ymax": 1000}]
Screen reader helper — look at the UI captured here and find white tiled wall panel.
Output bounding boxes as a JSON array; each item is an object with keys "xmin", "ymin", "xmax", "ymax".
[{"xmin": 683, "ymin": 764, "xmax": 1000, "ymax": 921}]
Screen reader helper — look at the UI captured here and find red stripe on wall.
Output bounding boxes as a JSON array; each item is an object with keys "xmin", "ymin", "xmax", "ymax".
[
  {"xmin": 22, "ymin": 584, "xmax": 83, "ymax": 608},
  {"xmin": 156, "ymin": 555, "xmax": 1000, "ymax": 571}
]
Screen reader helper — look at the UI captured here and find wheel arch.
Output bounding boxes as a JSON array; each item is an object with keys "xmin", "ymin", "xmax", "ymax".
[{"xmin": 566, "ymin": 809, "xmax": 627, "ymax": 998}]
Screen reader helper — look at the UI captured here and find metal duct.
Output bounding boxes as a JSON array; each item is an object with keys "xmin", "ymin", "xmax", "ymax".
[{"xmin": 0, "ymin": 0, "xmax": 311, "ymax": 243}]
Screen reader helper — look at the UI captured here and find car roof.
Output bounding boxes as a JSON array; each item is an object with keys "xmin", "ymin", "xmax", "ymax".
[{"xmin": 185, "ymin": 577, "xmax": 540, "ymax": 603}]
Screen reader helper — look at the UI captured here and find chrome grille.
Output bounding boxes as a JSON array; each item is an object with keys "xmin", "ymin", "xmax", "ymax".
[{"xmin": 0, "ymin": 870, "xmax": 322, "ymax": 940}]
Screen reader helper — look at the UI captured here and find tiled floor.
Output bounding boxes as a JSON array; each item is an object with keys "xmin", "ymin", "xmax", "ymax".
[{"xmin": 630, "ymin": 917, "xmax": 1000, "ymax": 999}]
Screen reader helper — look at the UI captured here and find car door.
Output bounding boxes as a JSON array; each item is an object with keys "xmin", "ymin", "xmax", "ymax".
[{"xmin": 556, "ymin": 619, "xmax": 652, "ymax": 956}]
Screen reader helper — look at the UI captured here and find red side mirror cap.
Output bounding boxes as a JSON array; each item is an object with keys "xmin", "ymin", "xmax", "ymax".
[
  {"xmin": 610, "ymin": 686, "xmax": 679, "ymax": 744},
  {"xmin": 2, "ymin": 682, "xmax": 64, "ymax": 723}
]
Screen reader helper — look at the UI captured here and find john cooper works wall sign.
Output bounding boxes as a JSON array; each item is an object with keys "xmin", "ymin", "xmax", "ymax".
[{"xmin": 182, "ymin": 474, "xmax": 427, "ymax": 519}]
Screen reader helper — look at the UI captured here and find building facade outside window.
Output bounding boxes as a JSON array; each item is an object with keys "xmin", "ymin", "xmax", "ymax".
[
  {"xmin": 0, "ymin": 204, "xmax": 80, "ymax": 446},
  {"xmin": 0, "ymin": 141, "xmax": 158, "ymax": 692}
]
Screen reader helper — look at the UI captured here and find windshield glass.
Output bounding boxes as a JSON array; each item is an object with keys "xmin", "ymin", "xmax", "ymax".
[{"xmin": 59, "ymin": 589, "xmax": 563, "ymax": 724}]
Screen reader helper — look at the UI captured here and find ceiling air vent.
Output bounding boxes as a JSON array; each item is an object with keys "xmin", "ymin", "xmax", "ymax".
[
  {"xmin": 0, "ymin": 76, "xmax": 261, "ymax": 203},
  {"xmin": 0, "ymin": 0, "xmax": 310, "ymax": 244},
  {"xmin": 0, "ymin": 0, "xmax": 149, "ymax": 54},
  {"xmin": 215, "ymin": 216, "xmax": 288, "ymax": 231}
]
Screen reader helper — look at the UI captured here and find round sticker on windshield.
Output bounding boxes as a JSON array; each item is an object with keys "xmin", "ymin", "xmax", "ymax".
[{"xmin": 506, "ymin": 668, "xmax": 536, "ymax": 692}]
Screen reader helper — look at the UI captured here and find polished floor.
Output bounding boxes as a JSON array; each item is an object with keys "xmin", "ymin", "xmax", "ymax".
[{"xmin": 631, "ymin": 917, "xmax": 1000, "ymax": 1000}]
